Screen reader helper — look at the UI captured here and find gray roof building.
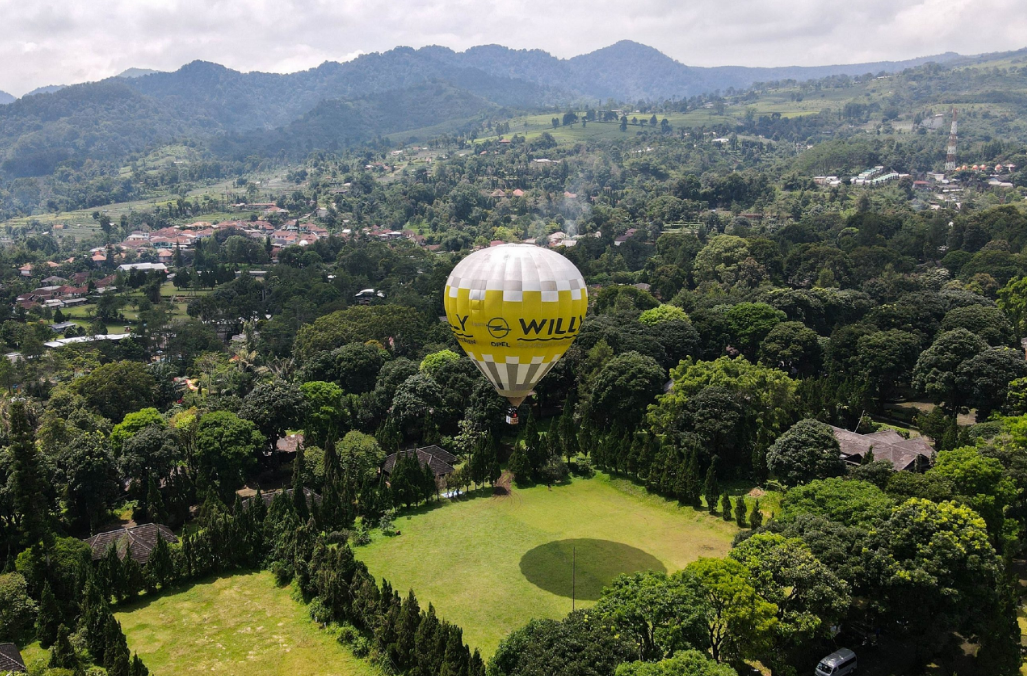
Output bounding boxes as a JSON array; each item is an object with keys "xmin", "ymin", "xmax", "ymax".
[{"xmin": 831, "ymin": 426, "xmax": 935, "ymax": 471}]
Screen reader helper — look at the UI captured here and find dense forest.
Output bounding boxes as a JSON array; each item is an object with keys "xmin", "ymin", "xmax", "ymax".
[{"xmin": 1, "ymin": 43, "xmax": 1027, "ymax": 676}]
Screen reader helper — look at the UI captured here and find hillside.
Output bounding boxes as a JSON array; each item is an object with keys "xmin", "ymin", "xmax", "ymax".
[
  {"xmin": 0, "ymin": 91, "xmax": 13, "ymax": 105},
  {"xmin": 0, "ymin": 41, "xmax": 1022, "ymax": 179}
]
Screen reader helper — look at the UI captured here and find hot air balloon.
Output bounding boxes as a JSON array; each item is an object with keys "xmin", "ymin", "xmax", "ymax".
[{"xmin": 444, "ymin": 244, "xmax": 588, "ymax": 424}]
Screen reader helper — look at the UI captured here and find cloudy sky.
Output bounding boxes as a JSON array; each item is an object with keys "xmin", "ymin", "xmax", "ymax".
[{"xmin": 1, "ymin": 0, "xmax": 1025, "ymax": 96}]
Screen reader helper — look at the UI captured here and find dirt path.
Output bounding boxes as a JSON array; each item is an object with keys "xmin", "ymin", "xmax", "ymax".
[{"xmin": 493, "ymin": 470, "xmax": 513, "ymax": 498}]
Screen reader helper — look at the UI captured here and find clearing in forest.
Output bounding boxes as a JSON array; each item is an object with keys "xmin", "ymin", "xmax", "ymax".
[
  {"xmin": 357, "ymin": 474, "xmax": 736, "ymax": 657},
  {"xmin": 116, "ymin": 571, "xmax": 374, "ymax": 676}
]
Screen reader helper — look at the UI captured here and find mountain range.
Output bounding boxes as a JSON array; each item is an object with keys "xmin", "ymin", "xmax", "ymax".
[{"xmin": 0, "ymin": 41, "xmax": 1008, "ymax": 177}]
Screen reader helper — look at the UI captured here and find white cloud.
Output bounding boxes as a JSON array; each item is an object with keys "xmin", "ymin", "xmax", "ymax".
[{"xmin": 0, "ymin": 0, "xmax": 1023, "ymax": 96}]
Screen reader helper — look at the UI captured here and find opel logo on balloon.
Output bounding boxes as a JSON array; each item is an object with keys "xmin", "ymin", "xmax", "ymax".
[{"xmin": 487, "ymin": 317, "xmax": 511, "ymax": 339}]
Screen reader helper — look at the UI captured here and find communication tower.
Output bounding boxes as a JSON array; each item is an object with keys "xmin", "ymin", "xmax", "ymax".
[{"xmin": 945, "ymin": 108, "xmax": 958, "ymax": 171}]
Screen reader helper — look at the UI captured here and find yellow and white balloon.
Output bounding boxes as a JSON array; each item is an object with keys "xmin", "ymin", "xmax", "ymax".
[{"xmin": 444, "ymin": 244, "xmax": 588, "ymax": 408}]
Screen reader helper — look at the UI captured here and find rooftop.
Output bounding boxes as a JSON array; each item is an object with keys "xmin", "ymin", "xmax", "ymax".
[{"xmin": 83, "ymin": 523, "xmax": 178, "ymax": 564}]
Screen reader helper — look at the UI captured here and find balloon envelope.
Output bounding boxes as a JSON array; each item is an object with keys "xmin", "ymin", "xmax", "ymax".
[{"xmin": 444, "ymin": 244, "xmax": 588, "ymax": 406}]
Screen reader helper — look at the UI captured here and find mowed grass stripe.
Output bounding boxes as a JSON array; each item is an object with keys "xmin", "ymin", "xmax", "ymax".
[
  {"xmin": 357, "ymin": 474, "xmax": 736, "ymax": 657},
  {"xmin": 117, "ymin": 571, "xmax": 376, "ymax": 676}
]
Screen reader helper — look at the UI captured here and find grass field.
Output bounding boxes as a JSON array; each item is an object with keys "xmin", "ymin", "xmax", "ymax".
[
  {"xmin": 117, "ymin": 571, "xmax": 376, "ymax": 676},
  {"xmin": 356, "ymin": 473, "xmax": 737, "ymax": 657}
]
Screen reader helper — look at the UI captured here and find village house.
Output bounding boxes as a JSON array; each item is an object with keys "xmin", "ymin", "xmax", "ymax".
[
  {"xmin": 0, "ymin": 643, "xmax": 26, "ymax": 673},
  {"xmin": 831, "ymin": 426, "xmax": 935, "ymax": 471},
  {"xmin": 381, "ymin": 446, "xmax": 458, "ymax": 483},
  {"xmin": 83, "ymin": 523, "xmax": 178, "ymax": 565}
]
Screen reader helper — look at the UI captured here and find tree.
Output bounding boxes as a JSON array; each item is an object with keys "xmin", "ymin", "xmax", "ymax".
[
  {"xmin": 146, "ymin": 532, "xmax": 175, "ymax": 590},
  {"xmin": 854, "ymin": 329, "xmax": 921, "ymax": 406},
  {"xmin": 71, "ymin": 361, "xmax": 156, "ymax": 422},
  {"xmin": 928, "ymin": 446, "xmax": 1017, "ymax": 540},
  {"xmin": 650, "ymin": 357, "xmax": 796, "ymax": 473},
  {"xmin": 327, "ymin": 342, "xmax": 386, "ymax": 393},
  {"xmin": 940, "ymin": 305, "xmax": 1014, "ymax": 346},
  {"xmin": 957, "ymin": 347, "xmax": 1027, "ymax": 419},
  {"xmin": 719, "ymin": 494, "xmax": 732, "ymax": 521},
  {"xmin": 49, "ymin": 623, "xmax": 81, "ymax": 672},
  {"xmin": 394, "ymin": 590, "xmax": 421, "ymax": 671},
  {"xmin": 615, "ymin": 650, "xmax": 738, "ymax": 676},
  {"xmin": 702, "ymin": 458, "xmax": 720, "ymax": 512},
  {"xmin": 0, "ymin": 572, "xmax": 36, "ymax": 642},
  {"xmin": 778, "ymin": 477, "xmax": 893, "ymax": 527},
  {"xmin": 724, "ymin": 303, "xmax": 786, "ymax": 358},
  {"xmin": 638, "ymin": 305, "xmax": 689, "ymax": 326},
  {"xmin": 294, "ymin": 305, "xmax": 427, "ymax": 362},
  {"xmin": 758, "ymin": 321, "xmax": 822, "ymax": 376},
  {"xmin": 912, "ymin": 328, "xmax": 987, "ymax": 412},
  {"xmin": 9, "ymin": 399, "xmax": 50, "ymax": 546},
  {"xmin": 865, "ymin": 499, "xmax": 1004, "ymax": 658},
  {"xmin": 681, "ymin": 387, "xmax": 746, "ymax": 467},
  {"xmin": 589, "ymin": 351, "xmax": 666, "ymax": 432},
  {"xmin": 301, "ymin": 381, "xmax": 349, "ymax": 447},
  {"xmin": 420, "ymin": 349, "xmax": 461, "ymax": 376},
  {"xmin": 121, "ymin": 426, "xmax": 182, "ymax": 514},
  {"xmin": 693, "ymin": 236, "xmax": 750, "ymax": 287},
  {"xmin": 733, "ymin": 496, "xmax": 747, "ymax": 528},
  {"xmin": 489, "ymin": 610, "xmax": 635, "ymax": 676},
  {"xmin": 593, "ymin": 571, "xmax": 708, "ymax": 662},
  {"xmin": 748, "ymin": 500, "xmax": 763, "ymax": 529},
  {"xmin": 36, "ymin": 581, "xmax": 61, "ymax": 646},
  {"xmin": 60, "ymin": 432, "xmax": 121, "ymax": 532},
  {"xmin": 685, "ymin": 558, "xmax": 777, "ymax": 663},
  {"xmin": 766, "ymin": 419, "xmax": 845, "ymax": 487},
  {"xmin": 996, "ymin": 274, "xmax": 1027, "ymax": 336},
  {"xmin": 194, "ymin": 411, "xmax": 263, "ymax": 495},
  {"xmin": 390, "ymin": 373, "xmax": 447, "ymax": 438},
  {"xmin": 240, "ymin": 380, "xmax": 308, "ymax": 455},
  {"xmin": 109, "ymin": 407, "xmax": 166, "ymax": 455},
  {"xmin": 730, "ymin": 533, "xmax": 849, "ymax": 672}
]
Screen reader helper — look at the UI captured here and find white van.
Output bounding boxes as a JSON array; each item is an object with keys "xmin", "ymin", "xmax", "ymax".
[{"xmin": 815, "ymin": 648, "xmax": 857, "ymax": 676}]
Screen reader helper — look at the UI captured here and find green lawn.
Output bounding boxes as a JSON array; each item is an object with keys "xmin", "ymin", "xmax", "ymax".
[
  {"xmin": 357, "ymin": 474, "xmax": 737, "ymax": 657},
  {"xmin": 117, "ymin": 571, "xmax": 376, "ymax": 676}
]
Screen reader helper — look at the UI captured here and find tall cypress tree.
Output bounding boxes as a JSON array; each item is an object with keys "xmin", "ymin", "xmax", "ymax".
[
  {"xmin": 413, "ymin": 603, "xmax": 441, "ymax": 676},
  {"xmin": 469, "ymin": 648, "xmax": 486, "ymax": 676},
  {"xmin": 558, "ymin": 398, "xmax": 578, "ymax": 463},
  {"xmin": 703, "ymin": 457, "xmax": 721, "ymax": 512},
  {"xmin": 673, "ymin": 448, "xmax": 690, "ymax": 502},
  {"xmin": 421, "ymin": 461, "xmax": 437, "ymax": 503},
  {"xmin": 36, "ymin": 581, "xmax": 61, "ymax": 647},
  {"xmin": 49, "ymin": 624, "xmax": 81, "ymax": 672},
  {"xmin": 658, "ymin": 452, "xmax": 675, "ymax": 497},
  {"xmin": 685, "ymin": 445, "xmax": 703, "ymax": 508},
  {"xmin": 749, "ymin": 499, "xmax": 764, "ymax": 529},
  {"xmin": 439, "ymin": 624, "xmax": 469, "ymax": 676},
  {"xmin": 129, "ymin": 653, "xmax": 150, "ymax": 676},
  {"xmin": 292, "ymin": 447, "xmax": 309, "ymax": 521},
  {"xmin": 394, "ymin": 590, "xmax": 421, "ymax": 671},
  {"xmin": 146, "ymin": 475, "xmax": 168, "ymax": 525},
  {"xmin": 720, "ymin": 493, "xmax": 733, "ymax": 521},
  {"xmin": 734, "ymin": 495, "xmax": 748, "ymax": 527},
  {"xmin": 10, "ymin": 400, "xmax": 48, "ymax": 546}
]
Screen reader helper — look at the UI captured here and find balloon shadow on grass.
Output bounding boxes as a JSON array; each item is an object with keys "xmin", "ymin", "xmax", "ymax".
[{"xmin": 519, "ymin": 539, "xmax": 666, "ymax": 601}]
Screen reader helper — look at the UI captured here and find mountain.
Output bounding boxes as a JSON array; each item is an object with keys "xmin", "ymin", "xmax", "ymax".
[
  {"xmin": 447, "ymin": 41, "xmax": 966, "ymax": 101},
  {"xmin": 0, "ymin": 91, "xmax": 13, "ymax": 105},
  {"xmin": 117, "ymin": 68, "xmax": 162, "ymax": 79},
  {"xmin": 215, "ymin": 81, "xmax": 496, "ymax": 158},
  {"xmin": 23, "ymin": 84, "xmax": 67, "ymax": 97},
  {"xmin": 0, "ymin": 41, "xmax": 1017, "ymax": 177}
]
